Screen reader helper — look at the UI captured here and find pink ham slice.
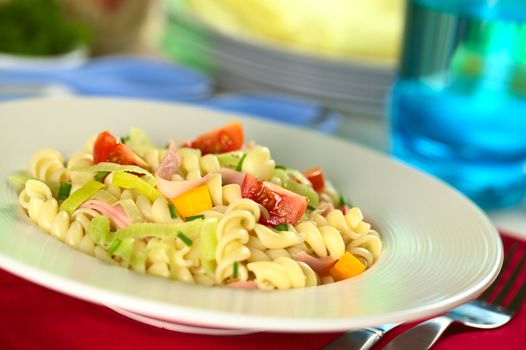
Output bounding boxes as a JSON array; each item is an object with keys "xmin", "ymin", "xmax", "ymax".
[
  {"xmin": 81, "ymin": 200, "xmax": 131, "ymax": 229},
  {"xmin": 156, "ymin": 173, "xmax": 212, "ymax": 199},
  {"xmin": 155, "ymin": 139, "xmax": 213, "ymax": 198},
  {"xmin": 226, "ymin": 281, "xmax": 259, "ymax": 289},
  {"xmin": 219, "ymin": 168, "xmax": 245, "ymax": 186},
  {"xmin": 322, "ymin": 202, "xmax": 335, "ymax": 216},
  {"xmin": 156, "ymin": 139, "xmax": 181, "ymax": 181},
  {"xmin": 295, "ymin": 251, "xmax": 336, "ymax": 276}
]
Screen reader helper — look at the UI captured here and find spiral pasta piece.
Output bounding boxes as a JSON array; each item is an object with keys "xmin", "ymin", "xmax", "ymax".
[
  {"xmin": 222, "ymin": 184, "xmax": 242, "ymax": 205},
  {"xmin": 207, "ymin": 173, "xmax": 223, "ymax": 206},
  {"xmin": 142, "ymin": 148, "xmax": 166, "ymax": 171},
  {"xmin": 247, "ymin": 257, "xmax": 317, "ymax": 289},
  {"xmin": 346, "ymin": 230, "xmax": 382, "ymax": 268},
  {"xmin": 214, "ymin": 207, "xmax": 256, "ymax": 283},
  {"xmin": 295, "ymin": 221, "xmax": 345, "ymax": 259},
  {"xmin": 242, "ymin": 145, "xmax": 275, "ymax": 180},
  {"xmin": 179, "ymin": 148, "xmax": 202, "ymax": 180},
  {"xmin": 200, "ymin": 154, "xmax": 221, "ymax": 175},
  {"xmin": 18, "ymin": 180, "xmax": 96, "ymax": 254},
  {"xmin": 247, "ymin": 236, "xmax": 272, "ymax": 262},
  {"xmin": 29, "ymin": 148, "xmax": 67, "ymax": 183},
  {"xmin": 135, "ymin": 195, "xmax": 181, "ymax": 224},
  {"xmin": 326, "ymin": 209, "xmax": 362, "ymax": 240},
  {"xmin": 253, "ymin": 224, "xmax": 304, "ymax": 249},
  {"xmin": 66, "ymin": 152, "xmax": 93, "ymax": 190}
]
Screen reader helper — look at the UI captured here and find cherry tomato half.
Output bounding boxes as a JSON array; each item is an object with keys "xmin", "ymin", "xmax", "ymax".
[
  {"xmin": 242, "ymin": 174, "xmax": 307, "ymax": 226},
  {"xmin": 187, "ymin": 121, "xmax": 244, "ymax": 155},
  {"xmin": 302, "ymin": 166, "xmax": 326, "ymax": 192},
  {"xmin": 93, "ymin": 131, "xmax": 148, "ymax": 168}
]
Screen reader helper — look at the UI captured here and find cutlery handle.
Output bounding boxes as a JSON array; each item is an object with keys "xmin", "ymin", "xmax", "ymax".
[
  {"xmin": 322, "ymin": 328, "xmax": 384, "ymax": 350},
  {"xmin": 382, "ymin": 316, "xmax": 454, "ymax": 350}
]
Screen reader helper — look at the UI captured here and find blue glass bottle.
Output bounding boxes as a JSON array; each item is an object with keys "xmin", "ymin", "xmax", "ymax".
[{"xmin": 390, "ymin": 0, "xmax": 526, "ymax": 208}]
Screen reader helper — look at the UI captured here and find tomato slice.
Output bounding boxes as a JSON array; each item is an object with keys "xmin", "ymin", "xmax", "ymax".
[
  {"xmin": 187, "ymin": 121, "xmax": 244, "ymax": 155},
  {"xmin": 241, "ymin": 174, "xmax": 307, "ymax": 226},
  {"xmin": 302, "ymin": 166, "xmax": 326, "ymax": 192},
  {"xmin": 93, "ymin": 131, "xmax": 149, "ymax": 168},
  {"xmin": 93, "ymin": 131, "xmax": 117, "ymax": 164}
]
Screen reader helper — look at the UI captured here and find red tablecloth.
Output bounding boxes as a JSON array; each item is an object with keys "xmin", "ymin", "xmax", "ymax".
[{"xmin": 1, "ymin": 233, "xmax": 525, "ymax": 350}]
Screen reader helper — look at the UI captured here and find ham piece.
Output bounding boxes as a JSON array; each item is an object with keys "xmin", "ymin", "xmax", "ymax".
[
  {"xmin": 155, "ymin": 139, "xmax": 212, "ymax": 198},
  {"xmin": 219, "ymin": 168, "xmax": 245, "ymax": 186},
  {"xmin": 81, "ymin": 200, "xmax": 131, "ymax": 228},
  {"xmin": 295, "ymin": 251, "xmax": 336, "ymax": 276},
  {"xmin": 226, "ymin": 281, "xmax": 259, "ymax": 289}
]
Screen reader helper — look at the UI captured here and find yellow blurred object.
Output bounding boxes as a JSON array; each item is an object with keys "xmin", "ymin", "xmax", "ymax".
[{"xmin": 185, "ymin": 0, "xmax": 405, "ymax": 62}]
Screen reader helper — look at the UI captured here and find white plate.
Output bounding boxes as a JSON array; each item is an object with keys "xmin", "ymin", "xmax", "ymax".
[{"xmin": 0, "ymin": 97, "xmax": 502, "ymax": 333}]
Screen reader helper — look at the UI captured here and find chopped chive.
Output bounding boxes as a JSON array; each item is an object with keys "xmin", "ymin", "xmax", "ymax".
[
  {"xmin": 232, "ymin": 261, "xmax": 239, "ymax": 279},
  {"xmin": 94, "ymin": 171, "xmax": 109, "ymax": 182},
  {"xmin": 339, "ymin": 194, "xmax": 348, "ymax": 207},
  {"xmin": 107, "ymin": 239, "xmax": 122, "ymax": 255},
  {"xmin": 120, "ymin": 135, "xmax": 129, "ymax": 144},
  {"xmin": 168, "ymin": 203, "xmax": 178, "ymax": 219},
  {"xmin": 57, "ymin": 182, "xmax": 72, "ymax": 201},
  {"xmin": 236, "ymin": 153, "xmax": 247, "ymax": 171},
  {"xmin": 275, "ymin": 165, "xmax": 287, "ymax": 170},
  {"xmin": 185, "ymin": 214, "xmax": 204, "ymax": 222},
  {"xmin": 177, "ymin": 231, "xmax": 193, "ymax": 247},
  {"xmin": 274, "ymin": 223, "xmax": 289, "ymax": 231},
  {"xmin": 307, "ymin": 205, "xmax": 316, "ymax": 211}
]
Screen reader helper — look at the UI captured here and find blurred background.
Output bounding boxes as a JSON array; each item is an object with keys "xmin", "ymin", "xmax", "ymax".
[
  {"xmin": 2, "ymin": 0, "xmax": 526, "ymax": 229},
  {"xmin": 0, "ymin": 0, "xmax": 405, "ymax": 150}
]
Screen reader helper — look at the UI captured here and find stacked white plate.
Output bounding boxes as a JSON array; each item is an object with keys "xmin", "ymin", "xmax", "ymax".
[{"xmin": 161, "ymin": 1, "xmax": 397, "ymax": 117}]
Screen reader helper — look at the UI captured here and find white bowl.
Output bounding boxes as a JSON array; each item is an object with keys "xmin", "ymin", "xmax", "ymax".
[{"xmin": 0, "ymin": 97, "xmax": 502, "ymax": 333}]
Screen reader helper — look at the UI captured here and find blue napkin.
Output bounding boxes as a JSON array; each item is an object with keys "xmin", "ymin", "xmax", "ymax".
[
  {"xmin": 0, "ymin": 56, "xmax": 340, "ymax": 133},
  {"xmin": 0, "ymin": 56, "xmax": 211, "ymax": 101},
  {"xmin": 200, "ymin": 92, "xmax": 342, "ymax": 133}
]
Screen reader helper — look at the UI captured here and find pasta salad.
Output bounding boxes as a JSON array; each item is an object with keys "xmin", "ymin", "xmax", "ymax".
[{"xmin": 10, "ymin": 122, "xmax": 382, "ymax": 289}]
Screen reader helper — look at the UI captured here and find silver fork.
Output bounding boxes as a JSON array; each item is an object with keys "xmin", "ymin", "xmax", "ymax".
[
  {"xmin": 321, "ymin": 323, "xmax": 400, "ymax": 350},
  {"xmin": 384, "ymin": 243, "xmax": 526, "ymax": 350}
]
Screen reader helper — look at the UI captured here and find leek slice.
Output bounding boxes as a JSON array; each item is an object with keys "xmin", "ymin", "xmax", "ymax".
[
  {"xmin": 271, "ymin": 169, "xmax": 319, "ymax": 206},
  {"xmin": 8, "ymin": 172, "xmax": 60, "ymax": 197},
  {"xmin": 91, "ymin": 190, "xmax": 118, "ymax": 205},
  {"xmin": 200, "ymin": 218, "xmax": 218, "ymax": 275},
  {"xmin": 59, "ymin": 180, "xmax": 106, "ymax": 214},
  {"xmin": 127, "ymin": 128, "xmax": 158, "ymax": 156},
  {"xmin": 111, "ymin": 172, "xmax": 161, "ymax": 202},
  {"xmin": 200, "ymin": 218, "xmax": 217, "ymax": 260},
  {"xmin": 72, "ymin": 162, "xmax": 156, "ymax": 186},
  {"xmin": 216, "ymin": 151, "xmax": 245, "ymax": 168},
  {"xmin": 113, "ymin": 238, "xmax": 135, "ymax": 264},
  {"xmin": 130, "ymin": 243, "xmax": 147, "ymax": 271},
  {"xmin": 7, "ymin": 172, "xmax": 32, "ymax": 192},
  {"xmin": 114, "ymin": 220, "xmax": 203, "ymax": 240},
  {"xmin": 87, "ymin": 215, "xmax": 110, "ymax": 246}
]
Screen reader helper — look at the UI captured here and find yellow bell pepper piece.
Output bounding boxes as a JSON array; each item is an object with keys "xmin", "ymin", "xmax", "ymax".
[
  {"xmin": 329, "ymin": 252, "xmax": 365, "ymax": 281},
  {"xmin": 172, "ymin": 184, "xmax": 212, "ymax": 219}
]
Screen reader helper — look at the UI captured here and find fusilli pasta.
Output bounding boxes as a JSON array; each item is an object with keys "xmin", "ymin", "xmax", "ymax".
[{"xmin": 12, "ymin": 124, "xmax": 382, "ymax": 290}]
